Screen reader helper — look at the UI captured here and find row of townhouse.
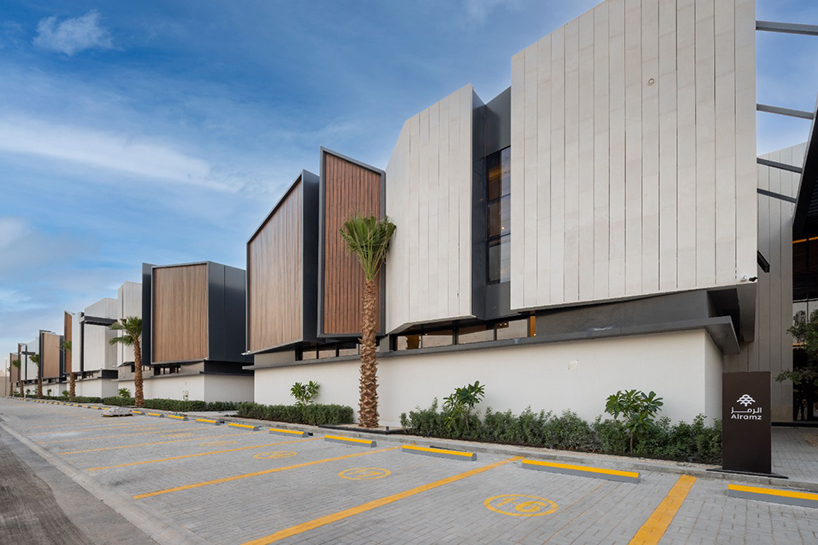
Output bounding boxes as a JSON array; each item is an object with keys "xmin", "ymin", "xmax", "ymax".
[{"xmin": 6, "ymin": 0, "xmax": 817, "ymax": 423}]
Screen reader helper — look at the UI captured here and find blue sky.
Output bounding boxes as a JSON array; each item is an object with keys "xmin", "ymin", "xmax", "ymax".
[{"xmin": 1, "ymin": 0, "xmax": 818, "ymax": 361}]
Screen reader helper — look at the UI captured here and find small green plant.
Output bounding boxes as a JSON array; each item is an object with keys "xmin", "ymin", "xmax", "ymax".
[
  {"xmin": 117, "ymin": 388, "xmax": 131, "ymax": 400},
  {"xmin": 290, "ymin": 381, "xmax": 320, "ymax": 407},
  {"xmin": 443, "ymin": 381, "xmax": 486, "ymax": 432},
  {"xmin": 46, "ymin": 388, "xmax": 52, "ymax": 397},
  {"xmin": 605, "ymin": 389, "xmax": 664, "ymax": 453},
  {"xmin": 61, "ymin": 390, "xmax": 69, "ymax": 399}
]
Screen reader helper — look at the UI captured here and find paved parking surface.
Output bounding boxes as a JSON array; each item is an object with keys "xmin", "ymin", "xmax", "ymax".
[{"xmin": 2, "ymin": 398, "xmax": 817, "ymax": 545}]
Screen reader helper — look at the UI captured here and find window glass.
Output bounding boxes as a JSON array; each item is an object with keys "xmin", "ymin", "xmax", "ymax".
[
  {"xmin": 496, "ymin": 319, "xmax": 529, "ymax": 341},
  {"xmin": 487, "ymin": 148, "xmax": 512, "ymax": 200},
  {"xmin": 458, "ymin": 325, "xmax": 494, "ymax": 344},
  {"xmin": 488, "ymin": 238, "xmax": 511, "ymax": 283},
  {"xmin": 338, "ymin": 343, "xmax": 358, "ymax": 357},
  {"xmin": 488, "ymin": 196, "xmax": 511, "ymax": 238},
  {"xmin": 318, "ymin": 346, "xmax": 337, "ymax": 359},
  {"xmin": 422, "ymin": 329, "xmax": 453, "ymax": 348},
  {"xmin": 395, "ymin": 335, "xmax": 422, "ymax": 351}
]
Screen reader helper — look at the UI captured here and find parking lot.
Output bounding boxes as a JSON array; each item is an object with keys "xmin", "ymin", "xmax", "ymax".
[{"xmin": 2, "ymin": 398, "xmax": 817, "ymax": 545}]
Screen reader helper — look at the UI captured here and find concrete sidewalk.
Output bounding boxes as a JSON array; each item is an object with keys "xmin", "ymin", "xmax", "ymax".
[{"xmin": 773, "ymin": 427, "xmax": 818, "ymax": 483}]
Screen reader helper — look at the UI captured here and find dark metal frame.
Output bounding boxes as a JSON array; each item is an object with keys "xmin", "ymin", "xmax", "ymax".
[
  {"xmin": 757, "ymin": 104, "xmax": 814, "ymax": 120},
  {"xmin": 793, "ymin": 97, "xmax": 818, "ymax": 239},
  {"xmin": 757, "ymin": 157, "xmax": 802, "ymax": 174},
  {"xmin": 244, "ymin": 170, "xmax": 320, "ymax": 355},
  {"xmin": 756, "ymin": 21, "xmax": 818, "ymax": 36},
  {"xmin": 317, "ymin": 147, "xmax": 387, "ymax": 339}
]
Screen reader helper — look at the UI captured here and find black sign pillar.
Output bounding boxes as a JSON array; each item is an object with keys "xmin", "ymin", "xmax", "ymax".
[{"xmin": 722, "ymin": 371, "xmax": 771, "ymax": 474}]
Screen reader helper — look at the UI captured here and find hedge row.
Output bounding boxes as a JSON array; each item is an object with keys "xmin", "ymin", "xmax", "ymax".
[
  {"xmin": 14, "ymin": 394, "xmax": 238, "ymax": 412},
  {"xmin": 400, "ymin": 401, "xmax": 722, "ymax": 464},
  {"xmin": 236, "ymin": 402, "xmax": 354, "ymax": 426}
]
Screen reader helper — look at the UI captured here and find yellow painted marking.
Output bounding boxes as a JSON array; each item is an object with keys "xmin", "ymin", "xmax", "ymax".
[
  {"xmin": 484, "ymin": 494, "xmax": 558, "ymax": 517},
  {"xmin": 522, "ymin": 459, "xmax": 639, "ymax": 479},
  {"xmin": 253, "ymin": 451, "xmax": 297, "ymax": 460},
  {"xmin": 132, "ymin": 411, "xmax": 143, "ymax": 414},
  {"xmin": 39, "ymin": 427, "xmax": 197, "ymax": 444},
  {"xmin": 728, "ymin": 484, "xmax": 818, "ymax": 501},
  {"xmin": 196, "ymin": 418, "xmax": 218, "ymax": 424},
  {"xmin": 146, "ymin": 413, "xmax": 163, "ymax": 417},
  {"xmin": 160, "ymin": 432, "xmax": 194, "ymax": 438},
  {"xmin": 134, "ymin": 446, "xmax": 400, "ymax": 499},
  {"xmin": 228, "ymin": 423, "xmax": 258, "ymax": 430},
  {"xmin": 325, "ymin": 435, "xmax": 373, "ymax": 445},
  {"xmin": 402, "ymin": 445, "xmax": 474, "ymax": 458},
  {"xmin": 269, "ymin": 428, "xmax": 304, "ymax": 435},
  {"xmin": 629, "ymin": 475, "xmax": 696, "ymax": 545},
  {"xmin": 338, "ymin": 468, "xmax": 390, "ymax": 481},
  {"xmin": 167, "ymin": 415, "xmax": 187, "ymax": 420},
  {"xmin": 86, "ymin": 438, "xmax": 316, "ymax": 471},
  {"xmin": 200, "ymin": 440, "xmax": 237, "ymax": 447},
  {"xmin": 59, "ymin": 432, "xmax": 253, "ymax": 455},
  {"xmin": 241, "ymin": 456, "xmax": 521, "ymax": 544}
]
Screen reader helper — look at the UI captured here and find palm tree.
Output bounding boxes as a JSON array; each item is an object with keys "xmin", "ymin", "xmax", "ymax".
[
  {"xmin": 11, "ymin": 359, "xmax": 21, "ymax": 396},
  {"xmin": 339, "ymin": 214, "xmax": 396, "ymax": 429},
  {"xmin": 109, "ymin": 317, "xmax": 143, "ymax": 407},
  {"xmin": 30, "ymin": 354, "xmax": 42, "ymax": 398},
  {"xmin": 61, "ymin": 340, "xmax": 75, "ymax": 400}
]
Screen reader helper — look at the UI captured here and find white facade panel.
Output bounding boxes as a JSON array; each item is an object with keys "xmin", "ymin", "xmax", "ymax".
[
  {"xmin": 85, "ymin": 297, "xmax": 118, "ymax": 319},
  {"xmin": 385, "ymin": 85, "xmax": 475, "ymax": 332},
  {"xmin": 82, "ymin": 324, "xmax": 117, "ymax": 372},
  {"xmin": 254, "ymin": 330, "xmax": 721, "ymax": 427},
  {"xmin": 509, "ymin": 0, "xmax": 756, "ymax": 311},
  {"xmin": 116, "ymin": 281, "xmax": 142, "ymax": 366}
]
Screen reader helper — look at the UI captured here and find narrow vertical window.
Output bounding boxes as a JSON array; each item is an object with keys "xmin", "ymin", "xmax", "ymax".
[{"xmin": 487, "ymin": 147, "xmax": 511, "ymax": 283}]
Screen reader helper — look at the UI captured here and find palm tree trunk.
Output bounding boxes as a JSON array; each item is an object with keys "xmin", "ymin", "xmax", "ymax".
[
  {"xmin": 37, "ymin": 376, "xmax": 43, "ymax": 399},
  {"xmin": 69, "ymin": 372, "xmax": 76, "ymax": 401},
  {"xmin": 133, "ymin": 338, "xmax": 144, "ymax": 408},
  {"xmin": 358, "ymin": 278, "xmax": 379, "ymax": 428}
]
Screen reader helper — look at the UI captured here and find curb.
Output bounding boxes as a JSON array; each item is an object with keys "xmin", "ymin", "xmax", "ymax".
[
  {"xmin": 269, "ymin": 427, "xmax": 309, "ymax": 438},
  {"xmin": 226, "ymin": 423, "xmax": 259, "ymax": 431},
  {"xmin": 402, "ymin": 444, "xmax": 476, "ymax": 461},
  {"xmin": 522, "ymin": 458, "xmax": 640, "ymax": 483},
  {"xmin": 195, "ymin": 418, "xmax": 222, "ymax": 426},
  {"xmin": 324, "ymin": 435, "xmax": 376, "ymax": 447},
  {"xmin": 728, "ymin": 484, "xmax": 818, "ymax": 508}
]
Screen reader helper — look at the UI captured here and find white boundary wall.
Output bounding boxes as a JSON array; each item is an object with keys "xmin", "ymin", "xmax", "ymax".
[
  {"xmin": 117, "ymin": 375, "xmax": 254, "ymax": 403},
  {"xmin": 254, "ymin": 329, "xmax": 722, "ymax": 427}
]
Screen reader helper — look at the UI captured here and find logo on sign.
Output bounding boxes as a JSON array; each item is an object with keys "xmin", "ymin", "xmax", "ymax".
[{"xmin": 731, "ymin": 393, "xmax": 762, "ymax": 420}]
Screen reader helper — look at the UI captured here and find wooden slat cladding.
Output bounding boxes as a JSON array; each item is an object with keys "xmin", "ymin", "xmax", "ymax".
[
  {"xmin": 153, "ymin": 264, "xmax": 208, "ymax": 363},
  {"xmin": 63, "ymin": 312, "xmax": 72, "ymax": 374},
  {"xmin": 323, "ymin": 153, "xmax": 382, "ymax": 335},
  {"xmin": 248, "ymin": 180, "xmax": 304, "ymax": 351},
  {"xmin": 42, "ymin": 332, "xmax": 61, "ymax": 379}
]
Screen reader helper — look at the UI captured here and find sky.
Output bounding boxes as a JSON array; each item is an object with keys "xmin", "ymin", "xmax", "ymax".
[{"xmin": 1, "ymin": 0, "xmax": 818, "ymax": 363}]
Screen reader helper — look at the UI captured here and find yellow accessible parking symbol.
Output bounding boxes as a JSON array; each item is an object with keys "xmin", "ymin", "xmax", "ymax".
[
  {"xmin": 484, "ymin": 494, "xmax": 558, "ymax": 517},
  {"xmin": 338, "ymin": 468, "xmax": 391, "ymax": 481},
  {"xmin": 254, "ymin": 451, "xmax": 297, "ymax": 459}
]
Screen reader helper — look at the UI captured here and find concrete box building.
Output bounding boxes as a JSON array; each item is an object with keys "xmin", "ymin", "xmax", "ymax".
[
  {"xmin": 247, "ymin": 0, "xmax": 782, "ymax": 427},
  {"xmin": 138, "ymin": 262, "xmax": 253, "ymax": 402}
]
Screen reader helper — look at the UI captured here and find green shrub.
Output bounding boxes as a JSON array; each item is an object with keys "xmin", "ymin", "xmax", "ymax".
[
  {"xmin": 236, "ymin": 402, "xmax": 353, "ymax": 425},
  {"xmin": 141, "ymin": 399, "xmax": 239, "ymax": 412},
  {"xmin": 290, "ymin": 381, "xmax": 320, "ymax": 407}
]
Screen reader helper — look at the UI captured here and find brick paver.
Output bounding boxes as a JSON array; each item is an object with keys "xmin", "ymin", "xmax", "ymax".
[{"xmin": 3, "ymin": 398, "xmax": 818, "ymax": 545}]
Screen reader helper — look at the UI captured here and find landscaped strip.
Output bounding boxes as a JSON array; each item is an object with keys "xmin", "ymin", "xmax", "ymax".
[
  {"xmin": 728, "ymin": 484, "xmax": 818, "ymax": 508},
  {"xmin": 522, "ymin": 458, "xmax": 640, "ymax": 483},
  {"xmin": 402, "ymin": 444, "xmax": 476, "ymax": 461}
]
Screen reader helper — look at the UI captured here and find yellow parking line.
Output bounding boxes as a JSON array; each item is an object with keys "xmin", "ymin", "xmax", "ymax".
[
  {"xmin": 59, "ymin": 432, "xmax": 256, "ymax": 455},
  {"xmin": 22, "ymin": 419, "xmax": 126, "ymax": 430},
  {"xmin": 134, "ymin": 447, "xmax": 401, "ymax": 500},
  {"xmin": 629, "ymin": 475, "xmax": 696, "ymax": 545},
  {"xmin": 242, "ymin": 456, "xmax": 522, "ymax": 544},
  {"xmin": 87, "ymin": 437, "xmax": 320, "ymax": 471},
  {"xmin": 39, "ymin": 427, "xmax": 203, "ymax": 444}
]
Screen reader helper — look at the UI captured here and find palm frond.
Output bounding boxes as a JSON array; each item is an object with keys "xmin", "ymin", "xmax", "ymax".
[
  {"xmin": 339, "ymin": 214, "xmax": 396, "ymax": 281},
  {"xmin": 11, "ymin": 359, "xmax": 20, "ymax": 369},
  {"xmin": 109, "ymin": 317, "xmax": 142, "ymax": 345}
]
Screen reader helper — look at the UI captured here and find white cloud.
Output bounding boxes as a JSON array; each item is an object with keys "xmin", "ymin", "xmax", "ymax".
[
  {"xmin": 0, "ymin": 217, "xmax": 29, "ymax": 252},
  {"xmin": 0, "ymin": 116, "xmax": 231, "ymax": 190},
  {"xmin": 33, "ymin": 10, "xmax": 113, "ymax": 56}
]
